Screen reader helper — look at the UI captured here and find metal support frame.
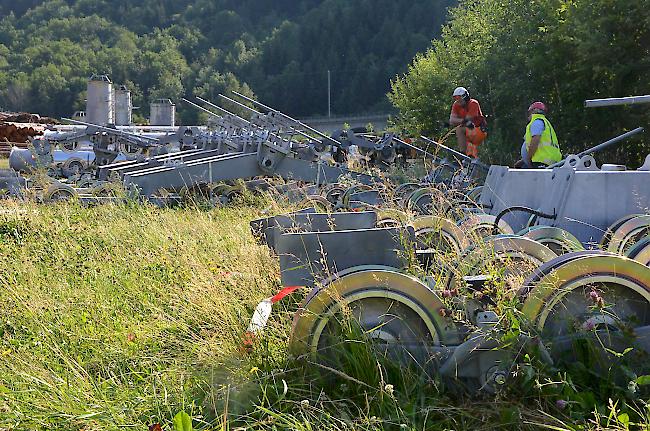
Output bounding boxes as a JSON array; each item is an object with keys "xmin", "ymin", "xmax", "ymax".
[
  {"xmin": 479, "ymin": 156, "xmax": 650, "ymax": 246},
  {"xmin": 275, "ymin": 226, "xmax": 411, "ymax": 287}
]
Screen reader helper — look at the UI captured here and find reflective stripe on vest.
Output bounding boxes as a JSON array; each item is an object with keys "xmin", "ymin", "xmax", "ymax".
[{"xmin": 525, "ymin": 114, "xmax": 561, "ymax": 165}]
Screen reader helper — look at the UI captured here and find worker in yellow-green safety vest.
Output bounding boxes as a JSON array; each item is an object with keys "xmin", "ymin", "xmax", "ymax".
[{"xmin": 520, "ymin": 101, "xmax": 561, "ymax": 168}]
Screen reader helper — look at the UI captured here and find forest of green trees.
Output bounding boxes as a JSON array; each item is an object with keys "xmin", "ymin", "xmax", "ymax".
[
  {"xmin": 390, "ymin": 0, "xmax": 650, "ymax": 166},
  {"xmin": 0, "ymin": 0, "xmax": 452, "ymax": 123}
]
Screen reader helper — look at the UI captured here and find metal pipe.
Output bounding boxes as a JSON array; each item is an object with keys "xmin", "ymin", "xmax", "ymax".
[
  {"xmin": 392, "ymin": 137, "xmax": 437, "ymax": 159},
  {"xmin": 231, "ymin": 90, "xmax": 342, "ymax": 147},
  {"xmin": 419, "ymin": 135, "xmax": 471, "ymax": 164},
  {"xmin": 547, "ymin": 127, "xmax": 644, "ymax": 168},
  {"xmin": 181, "ymin": 98, "xmax": 224, "ymax": 120},
  {"xmin": 62, "ymin": 118, "xmax": 160, "ymax": 141},
  {"xmin": 231, "ymin": 91, "xmax": 284, "ymax": 114},
  {"xmin": 196, "ymin": 96, "xmax": 249, "ymax": 123},
  {"xmin": 217, "ymin": 94, "xmax": 260, "ymax": 115},
  {"xmin": 190, "ymin": 97, "xmax": 295, "ymax": 149},
  {"xmin": 191, "ymin": 97, "xmax": 251, "ymax": 125},
  {"xmin": 216, "ymin": 94, "xmax": 324, "ymax": 145},
  {"xmin": 585, "ymin": 95, "xmax": 650, "ymax": 108}
]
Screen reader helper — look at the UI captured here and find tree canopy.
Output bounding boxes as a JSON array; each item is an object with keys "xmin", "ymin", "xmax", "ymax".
[
  {"xmin": 389, "ymin": 0, "xmax": 650, "ymax": 166},
  {"xmin": 0, "ymin": 0, "xmax": 453, "ymax": 123}
]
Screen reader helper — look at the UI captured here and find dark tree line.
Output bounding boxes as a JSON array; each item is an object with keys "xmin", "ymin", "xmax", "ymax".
[{"xmin": 0, "ymin": 0, "xmax": 453, "ymax": 123}]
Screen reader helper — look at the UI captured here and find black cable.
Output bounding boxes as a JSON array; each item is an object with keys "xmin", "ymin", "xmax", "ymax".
[{"xmin": 492, "ymin": 206, "xmax": 556, "ymax": 235}]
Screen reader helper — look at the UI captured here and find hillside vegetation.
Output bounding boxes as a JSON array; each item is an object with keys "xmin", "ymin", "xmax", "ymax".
[
  {"xmin": 0, "ymin": 0, "xmax": 453, "ymax": 121},
  {"xmin": 390, "ymin": 0, "xmax": 650, "ymax": 166}
]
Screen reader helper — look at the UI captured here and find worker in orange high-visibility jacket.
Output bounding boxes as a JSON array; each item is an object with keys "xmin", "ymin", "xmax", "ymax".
[{"xmin": 449, "ymin": 87, "xmax": 488, "ymax": 158}]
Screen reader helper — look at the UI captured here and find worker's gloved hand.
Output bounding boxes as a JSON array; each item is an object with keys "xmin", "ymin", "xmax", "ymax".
[
  {"xmin": 464, "ymin": 120, "xmax": 475, "ymax": 129},
  {"xmin": 480, "ymin": 125, "xmax": 488, "ymax": 133}
]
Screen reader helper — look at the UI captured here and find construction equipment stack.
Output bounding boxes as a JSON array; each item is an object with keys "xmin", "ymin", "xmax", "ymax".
[{"xmin": 246, "ymin": 95, "xmax": 650, "ymax": 395}]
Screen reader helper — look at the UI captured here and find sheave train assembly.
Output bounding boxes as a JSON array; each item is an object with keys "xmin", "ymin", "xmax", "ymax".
[
  {"xmin": 3, "ymin": 92, "xmax": 650, "ymax": 394},
  {"xmin": 249, "ymin": 95, "xmax": 650, "ymax": 394}
]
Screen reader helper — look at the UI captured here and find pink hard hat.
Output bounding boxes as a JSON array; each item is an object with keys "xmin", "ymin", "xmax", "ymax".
[{"xmin": 528, "ymin": 101, "xmax": 547, "ymax": 113}]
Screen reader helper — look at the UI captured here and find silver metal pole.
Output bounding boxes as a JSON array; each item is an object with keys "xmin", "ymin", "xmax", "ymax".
[
  {"xmin": 585, "ymin": 95, "xmax": 650, "ymax": 108},
  {"xmin": 419, "ymin": 135, "xmax": 472, "ymax": 162},
  {"xmin": 547, "ymin": 127, "xmax": 645, "ymax": 168},
  {"xmin": 61, "ymin": 118, "xmax": 159, "ymax": 141},
  {"xmin": 216, "ymin": 94, "xmax": 259, "ymax": 116},
  {"xmin": 231, "ymin": 90, "xmax": 342, "ymax": 147},
  {"xmin": 216, "ymin": 94, "xmax": 322, "ymax": 144},
  {"xmin": 181, "ymin": 98, "xmax": 234, "ymax": 125},
  {"xmin": 392, "ymin": 137, "xmax": 437, "ymax": 159},
  {"xmin": 194, "ymin": 96, "xmax": 251, "ymax": 124},
  {"xmin": 327, "ymin": 70, "xmax": 331, "ymax": 118}
]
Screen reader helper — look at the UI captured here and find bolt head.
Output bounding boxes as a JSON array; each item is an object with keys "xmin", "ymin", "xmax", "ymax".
[{"xmin": 493, "ymin": 371, "xmax": 507, "ymax": 385}]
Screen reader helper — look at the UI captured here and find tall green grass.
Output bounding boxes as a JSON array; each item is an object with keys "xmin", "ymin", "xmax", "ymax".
[
  {"xmin": 0, "ymin": 197, "xmax": 647, "ymax": 430},
  {"xmin": 0, "ymin": 199, "xmax": 284, "ymax": 430}
]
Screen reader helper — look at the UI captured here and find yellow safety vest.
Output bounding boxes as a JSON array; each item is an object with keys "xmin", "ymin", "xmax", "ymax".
[{"xmin": 525, "ymin": 114, "xmax": 561, "ymax": 165}]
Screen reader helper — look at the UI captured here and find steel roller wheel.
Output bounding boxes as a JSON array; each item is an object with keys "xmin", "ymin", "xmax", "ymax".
[
  {"xmin": 61, "ymin": 140, "xmax": 80, "ymax": 152},
  {"xmin": 625, "ymin": 236, "xmax": 650, "ymax": 266},
  {"xmin": 340, "ymin": 184, "xmax": 373, "ymax": 209},
  {"xmin": 606, "ymin": 215, "xmax": 650, "ymax": 256},
  {"xmin": 466, "ymin": 186, "xmax": 483, "ymax": 203},
  {"xmin": 180, "ymin": 183, "xmax": 228, "ymax": 207},
  {"xmin": 211, "ymin": 184, "xmax": 243, "ymax": 205},
  {"xmin": 405, "ymin": 187, "xmax": 451, "ymax": 216},
  {"xmin": 62, "ymin": 159, "xmax": 85, "ymax": 176},
  {"xmin": 446, "ymin": 198, "xmax": 481, "ymax": 223},
  {"xmin": 119, "ymin": 141, "xmax": 144, "ymax": 156},
  {"xmin": 519, "ymin": 226, "xmax": 585, "ymax": 256},
  {"xmin": 375, "ymin": 209, "xmax": 409, "ymax": 228},
  {"xmin": 298, "ymin": 195, "xmax": 332, "ymax": 213},
  {"xmin": 394, "ymin": 182, "xmax": 421, "ymax": 204},
  {"xmin": 520, "ymin": 255, "xmax": 650, "ymax": 378},
  {"xmin": 443, "ymin": 189, "xmax": 476, "ymax": 221},
  {"xmin": 446, "ymin": 236, "xmax": 557, "ymax": 293},
  {"xmin": 445, "ymin": 188, "xmax": 469, "ymax": 203},
  {"xmin": 76, "ymin": 178, "xmax": 96, "ymax": 188},
  {"xmin": 43, "ymin": 183, "xmax": 77, "ymax": 203},
  {"xmin": 458, "ymin": 213, "xmax": 514, "ymax": 240},
  {"xmin": 518, "ymin": 251, "xmax": 608, "ymax": 299},
  {"xmin": 290, "ymin": 268, "xmax": 458, "ymax": 373},
  {"xmin": 91, "ymin": 182, "xmax": 122, "ymax": 197},
  {"xmin": 321, "ymin": 183, "xmax": 347, "ymax": 205},
  {"xmin": 180, "ymin": 183, "xmax": 212, "ymax": 204},
  {"xmin": 599, "ymin": 214, "xmax": 641, "ymax": 250},
  {"xmin": 343, "ymin": 188, "xmax": 384, "ymax": 211},
  {"xmin": 411, "ymin": 215, "xmax": 470, "ymax": 257}
]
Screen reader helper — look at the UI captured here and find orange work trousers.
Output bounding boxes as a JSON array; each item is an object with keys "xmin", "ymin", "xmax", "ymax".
[{"xmin": 465, "ymin": 127, "xmax": 487, "ymax": 158}]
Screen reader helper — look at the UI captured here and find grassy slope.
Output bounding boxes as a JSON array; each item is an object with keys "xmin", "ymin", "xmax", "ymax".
[
  {"xmin": 0, "ymin": 199, "xmax": 643, "ymax": 430},
  {"xmin": 0, "ymin": 200, "xmax": 283, "ymax": 430}
]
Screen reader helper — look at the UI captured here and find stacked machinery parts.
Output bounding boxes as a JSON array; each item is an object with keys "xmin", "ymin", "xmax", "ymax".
[
  {"xmin": 2, "ymin": 94, "xmax": 650, "ymax": 396},
  {"xmin": 249, "ymin": 150, "xmax": 650, "ymax": 395},
  {"xmin": 3, "ymin": 92, "xmax": 468, "ymax": 205}
]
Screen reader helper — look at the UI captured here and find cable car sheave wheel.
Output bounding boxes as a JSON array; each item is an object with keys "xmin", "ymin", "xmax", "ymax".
[
  {"xmin": 290, "ymin": 268, "xmax": 458, "ymax": 372},
  {"xmin": 520, "ymin": 254, "xmax": 650, "ymax": 377}
]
